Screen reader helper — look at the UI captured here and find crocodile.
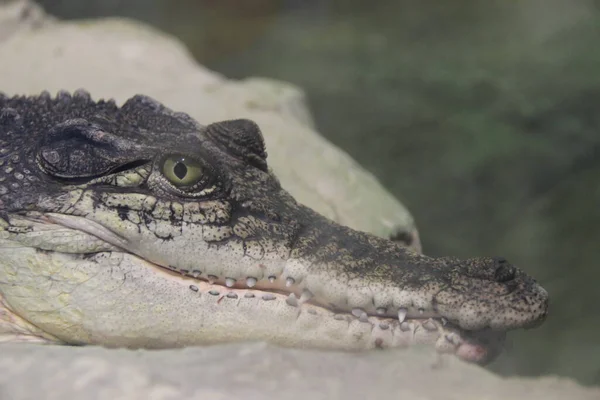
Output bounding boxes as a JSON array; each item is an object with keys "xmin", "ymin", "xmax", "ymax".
[{"xmin": 0, "ymin": 90, "xmax": 548, "ymax": 365}]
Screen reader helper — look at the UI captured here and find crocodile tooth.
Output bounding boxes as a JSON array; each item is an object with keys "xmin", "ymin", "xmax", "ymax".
[
  {"xmin": 351, "ymin": 308, "xmax": 369, "ymax": 322},
  {"xmin": 423, "ymin": 319, "xmax": 437, "ymax": 331},
  {"xmin": 351, "ymin": 308, "xmax": 361, "ymax": 318},
  {"xmin": 397, "ymin": 307, "xmax": 408, "ymax": 323},
  {"xmin": 208, "ymin": 290, "xmax": 220, "ymax": 296},
  {"xmin": 244, "ymin": 292, "xmax": 255, "ymax": 298},
  {"xmin": 207, "ymin": 275, "xmax": 217, "ymax": 284},
  {"xmin": 376, "ymin": 307, "xmax": 386, "ymax": 315},
  {"xmin": 268, "ymin": 275, "xmax": 276, "ymax": 283},
  {"xmin": 379, "ymin": 322, "xmax": 390, "ymax": 330},
  {"xmin": 262, "ymin": 294, "xmax": 276, "ymax": 301},
  {"xmin": 226, "ymin": 292, "xmax": 238, "ymax": 299},
  {"xmin": 191, "ymin": 270, "xmax": 201, "ymax": 278},
  {"xmin": 225, "ymin": 278, "xmax": 235, "ymax": 288},
  {"xmin": 441, "ymin": 317, "xmax": 448, "ymax": 326},
  {"xmin": 189, "ymin": 285, "xmax": 199, "ymax": 292},
  {"xmin": 285, "ymin": 293, "xmax": 299, "ymax": 307},
  {"xmin": 285, "ymin": 277, "xmax": 295, "ymax": 287},
  {"xmin": 445, "ymin": 333, "xmax": 460, "ymax": 346},
  {"xmin": 246, "ymin": 277, "xmax": 257, "ymax": 287},
  {"xmin": 418, "ymin": 308, "xmax": 425, "ymax": 315},
  {"xmin": 400, "ymin": 322, "xmax": 411, "ymax": 332},
  {"xmin": 299, "ymin": 289, "xmax": 313, "ymax": 303}
]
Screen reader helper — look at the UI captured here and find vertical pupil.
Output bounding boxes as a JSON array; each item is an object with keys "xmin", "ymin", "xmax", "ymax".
[{"xmin": 173, "ymin": 162, "xmax": 188, "ymax": 180}]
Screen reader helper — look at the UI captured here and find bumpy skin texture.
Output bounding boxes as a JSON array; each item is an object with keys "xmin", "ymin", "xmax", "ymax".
[{"xmin": 0, "ymin": 91, "xmax": 548, "ymax": 363}]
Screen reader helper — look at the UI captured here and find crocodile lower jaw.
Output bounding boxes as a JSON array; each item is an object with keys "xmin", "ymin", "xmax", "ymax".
[{"xmin": 0, "ymin": 240, "xmax": 503, "ymax": 364}]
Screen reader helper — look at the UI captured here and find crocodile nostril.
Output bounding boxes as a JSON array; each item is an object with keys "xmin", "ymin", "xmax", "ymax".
[{"xmin": 494, "ymin": 263, "xmax": 516, "ymax": 282}]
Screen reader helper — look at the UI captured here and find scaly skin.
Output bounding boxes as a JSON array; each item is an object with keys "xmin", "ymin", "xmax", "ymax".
[{"xmin": 0, "ymin": 91, "xmax": 547, "ymax": 364}]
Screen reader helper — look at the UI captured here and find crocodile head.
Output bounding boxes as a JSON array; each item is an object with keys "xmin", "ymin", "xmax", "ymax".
[{"xmin": 0, "ymin": 91, "xmax": 548, "ymax": 364}]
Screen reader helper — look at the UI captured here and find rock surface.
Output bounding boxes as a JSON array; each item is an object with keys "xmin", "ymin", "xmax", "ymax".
[
  {"xmin": 0, "ymin": 1, "xmax": 597, "ymax": 399},
  {"xmin": 1, "ymin": 343, "xmax": 599, "ymax": 400}
]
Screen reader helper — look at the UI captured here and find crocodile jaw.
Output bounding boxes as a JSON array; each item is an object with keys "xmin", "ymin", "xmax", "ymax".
[
  {"xmin": 37, "ymin": 189, "xmax": 548, "ymax": 333},
  {"xmin": 0, "ymin": 220, "xmax": 503, "ymax": 364}
]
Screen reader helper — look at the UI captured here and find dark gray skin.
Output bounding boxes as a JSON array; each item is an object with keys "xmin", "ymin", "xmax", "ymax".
[{"xmin": 0, "ymin": 91, "xmax": 548, "ymax": 363}]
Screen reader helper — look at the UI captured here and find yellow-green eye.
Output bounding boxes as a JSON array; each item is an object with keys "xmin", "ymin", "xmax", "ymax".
[{"xmin": 162, "ymin": 156, "xmax": 204, "ymax": 187}]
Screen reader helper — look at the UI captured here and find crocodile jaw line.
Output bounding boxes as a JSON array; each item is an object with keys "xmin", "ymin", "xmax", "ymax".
[
  {"xmin": 43, "ymin": 212, "xmax": 444, "ymax": 322},
  {"xmin": 31, "ymin": 186, "xmax": 548, "ymax": 334},
  {"xmin": 0, "ymin": 216, "xmax": 501, "ymax": 365}
]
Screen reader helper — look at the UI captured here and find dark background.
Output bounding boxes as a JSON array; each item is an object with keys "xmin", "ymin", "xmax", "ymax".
[{"xmin": 36, "ymin": 0, "xmax": 600, "ymax": 385}]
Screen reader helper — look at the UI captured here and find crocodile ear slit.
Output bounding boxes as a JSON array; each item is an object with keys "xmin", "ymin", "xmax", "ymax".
[{"xmin": 205, "ymin": 119, "xmax": 268, "ymax": 172}]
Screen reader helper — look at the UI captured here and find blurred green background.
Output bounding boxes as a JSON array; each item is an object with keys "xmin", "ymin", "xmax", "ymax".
[{"xmin": 37, "ymin": 0, "xmax": 600, "ymax": 385}]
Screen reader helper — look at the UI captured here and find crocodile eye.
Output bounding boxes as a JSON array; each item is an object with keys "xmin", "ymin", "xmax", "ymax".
[{"xmin": 162, "ymin": 156, "xmax": 204, "ymax": 187}]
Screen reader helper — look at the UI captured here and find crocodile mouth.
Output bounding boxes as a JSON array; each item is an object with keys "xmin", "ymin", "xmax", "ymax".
[
  {"xmin": 6, "ymin": 211, "xmax": 504, "ymax": 365},
  {"xmin": 41, "ymin": 212, "xmax": 444, "ymax": 319},
  {"xmin": 150, "ymin": 262, "xmax": 506, "ymax": 364}
]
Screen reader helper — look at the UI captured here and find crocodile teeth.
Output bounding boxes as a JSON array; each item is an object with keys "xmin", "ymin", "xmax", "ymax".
[
  {"xmin": 244, "ymin": 292, "xmax": 255, "ymax": 298},
  {"xmin": 207, "ymin": 275, "xmax": 217, "ymax": 284},
  {"xmin": 418, "ymin": 308, "xmax": 425, "ymax": 315},
  {"xmin": 225, "ymin": 278, "xmax": 235, "ymax": 288},
  {"xmin": 351, "ymin": 308, "xmax": 369, "ymax": 322},
  {"xmin": 423, "ymin": 319, "xmax": 438, "ymax": 331},
  {"xmin": 189, "ymin": 285, "xmax": 199, "ymax": 292},
  {"xmin": 246, "ymin": 277, "xmax": 257, "ymax": 287},
  {"xmin": 285, "ymin": 293, "xmax": 299, "ymax": 307},
  {"xmin": 191, "ymin": 270, "xmax": 201, "ymax": 278},
  {"xmin": 376, "ymin": 307, "xmax": 386, "ymax": 315},
  {"xmin": 445, "ymin": 333, "xmax": 460, "ymax": 346},
  {"xmin": 208, "ymin": 290, "xmax": 220, "ymax": 296},
  {"xmin": 299, "ymin": 289, "xmax": 313, "ymax": 303},
  {"xmin": 285, "ymin": 277, "xmax": 295, "ymax": 287},
  {"xmin": 441, "ymin": 317, "xmax": 448, "ymax": 326},
  {"xmin": 268, "ymin": 275, "xmax": 276, "ymax": 283},
  {"xmin": 262, "ymin": 294, "xmax": 276, "ymax": 301},
  {"xmin": 351, "ymin": 308, "xmax": 363, "ymax": 318},
  {"xmin": 226, "ymin": 292, "xmax": 238, "ymax": 299},
  {"xmin": 398, "ymin": 307, "xmax": 408, "ymax": 323},
  {"xmin": 400, "ymin": 322, "xmax": 411, "ymax": 332},
  {"xmin": 379, "ymin": 322, "xmax": 390, "ymax": 330}
]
